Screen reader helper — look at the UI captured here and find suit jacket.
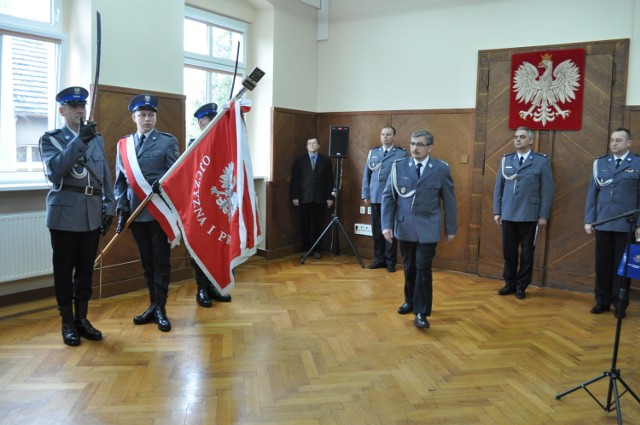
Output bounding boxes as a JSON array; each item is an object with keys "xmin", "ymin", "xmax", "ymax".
[
  {"xmin": 493, "ymin": 152, "xmax": 555, "ymax": 222},
  {"xmin": 290, "ymin": 152, "xmax": 334, "ymax": 204},
  {"xmin": 41, "ymin": 126, "xmax": 115, "ymax": 232},
  {"xmin": 381, "ymin": 157, "xmax": 457, "ymax": 243},
  {"xmin": 585, "ymin": 154, "xmax": 640, "ymax": 232},
  {"xmin": 361, "ymin": 145, "xmax": 407, "ymax": 203},
  {"xmin": 114, "ymin": 129, "xmax": 179, "ymax": 222}
]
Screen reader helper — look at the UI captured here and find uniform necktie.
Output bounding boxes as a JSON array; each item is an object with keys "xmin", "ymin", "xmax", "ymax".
[
  {"xmin": 616, "ymin": 158, "xmax": 621, "ymax": 168},
  {"xmin": 383, "ymin": 149, "xmax": 388, "ymax": 157},
  {"xmin": 416, "ymin": 162, "xmax": 422, "ymax": 178},
  {"xmin": 136, "ymin": 134, "xmax": 145, "ymax": 154},
  {"xmin": 519, "ymin": 156, "xmax": 524, "ymax": 166}
]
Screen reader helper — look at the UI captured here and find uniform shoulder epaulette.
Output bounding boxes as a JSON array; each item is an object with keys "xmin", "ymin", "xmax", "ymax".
[
  {"xmin": 502, "ymin": 153, "xmax": 512, "ymax": 157},
  {"xmin": 371, "ymin": 146, "xmax": 382, "ymax": 151},
  {"xmin": 536, "ymin": 152, "xmax": 548, "ymax": 157},
  {"xmin": 435, "ymin": 158, "xmax": 449, "ymax": 167},
  {"xmin": 159, "ymin": 131, "xmax": 176, "ymax": 138},
  {"xmin": 44, "ymin": 129, "xmax": 62, "ymax": 136},
  {"xmin": 394, "ymin": 146, "xmax": 407, "ymax": 151},
  {"xmin": 596, "ymin": 154, "xmax": 608, "ymax": 159}
]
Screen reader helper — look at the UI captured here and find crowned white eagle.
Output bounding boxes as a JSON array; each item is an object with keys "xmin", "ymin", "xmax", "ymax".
[
  {"xmin": 512, "ymin": 53, "xmax": 581, "ymax": 126},
  {"xmin": 211, "ymin": 162, "xmax": 239, "ymax": 222}
]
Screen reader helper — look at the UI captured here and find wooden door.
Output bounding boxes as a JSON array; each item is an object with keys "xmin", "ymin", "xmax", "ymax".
[{"xmin": 475, "ymin": 40, "xmax": 629, "ymax": 292}]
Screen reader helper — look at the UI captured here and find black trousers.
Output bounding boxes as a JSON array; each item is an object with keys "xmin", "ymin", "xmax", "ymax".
[
  {"xmin": 594, "ymin": 230, "xmax": 630, "ymax": 311},
  {"xmin": 299, "ymin": 202, "xmax": 327, "ymax": 253},
  {"xmin": 50, "ymin": 228, "xmax": 101, "ymax": 307},
  {"xmin": 371, "ymin": 203, "xmax": 397, "ymax": 266},
  {"xmin": 400, "ymin": 240, "xmax": 437, "ymax": 315},
  {"xmin": 130, "ymin": 220, "xmax": 171, "ymax": 298},
  {"xmin": 501, "ymin": 220, "xmax": 537, "ymax": 290}
]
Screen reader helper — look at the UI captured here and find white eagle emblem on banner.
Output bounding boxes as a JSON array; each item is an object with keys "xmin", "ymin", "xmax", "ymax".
[
  {"xmin": 211, "ymin": 162, "xmax": 238, "ymax": 222},
  {"xmin": 512, "ymin": 53, "xmax": 581, "ymax": 127}
]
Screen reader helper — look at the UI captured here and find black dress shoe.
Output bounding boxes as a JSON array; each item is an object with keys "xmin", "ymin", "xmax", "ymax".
[
  {"xmin": 75, "ymin": 318, "xmax": 103, "ymax": 340},
  {"xmin": 387, "ymin": 264, "xmax": 396, "ymax": 272},
  {"xmin": 615, "ymin": 309, "xmax": 626, "ymax": 319},
  {"xmin": 367, "ymin": 262, "xmax": 385, "ymax": 269},
  {"xmin": 208, "ymin": 283, "xmax": 232, "ymax": 302},
  {"xmin": 154, "ymin": 309, "xmax": 171, "ymax": 332},
  {"xmin": 415, "ymin": 313, "xmax": 430, "ymax": 329},
  {"xmin": 397, "ymin": 302, "xmax": 413, "ymax": 314},
  {"xmin": 515, "ymin": 289, "xmax": 526, "ymax": 299},
  {"xmin": 61, "ymin": 323, "xmax": 81, "ymax": 346},
  {"xmin": 590, "ymin": 304, "xmax": 611, "ymax": 314},
  {"xmin": 497, "ymin": 286, "xmax": 514, "ymax": 295},
  {"xmin": 133, "ymin": 305, "xmax": 156, "ymax": 325},
  {"xmin": 196, "ymin": 289, "xmax": 212, "ymax": 308}
]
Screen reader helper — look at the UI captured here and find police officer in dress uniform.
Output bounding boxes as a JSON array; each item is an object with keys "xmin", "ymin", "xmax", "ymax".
[
  {"xmin": 381, "ymin": 130, "xmax": 457, "ymax": 329},
  {"xmin": 114, "ymin": 94, "xmax": 180, "ymax": 332},
  {"xmin": 585, "ymin": 128, "xmax": 640, "ymax": 319},
  {"xmin": 40, "ymin": 86, "xmax": 116, "ymax": 346},
  {"xmin": 362, "ymin": 126, "xmax": 407, "ymax": 272},
  {"xmin": 494, "ymin": 126, "xmax": 555, "ymax": 300},
  {"xmin": 189, "ymin": 102, "xmax": 232, "ymax": 307}
]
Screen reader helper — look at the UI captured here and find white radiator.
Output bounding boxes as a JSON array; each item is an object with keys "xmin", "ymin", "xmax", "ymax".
[{"xmin": 0, "ymin": 211, "xmax": 52, "ymax": 283}]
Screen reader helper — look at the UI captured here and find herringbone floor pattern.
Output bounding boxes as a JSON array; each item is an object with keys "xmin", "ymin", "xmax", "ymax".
[{"xmin": 0, "ymin": 255, "xmax": 639, "ymax": 424}]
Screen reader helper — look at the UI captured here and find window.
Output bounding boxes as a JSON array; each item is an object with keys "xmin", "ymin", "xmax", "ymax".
[
  {"xmin": 0, "ymin": 0, "xmax": 63, "ymax": 188},
  {"xmin": 184, "ymin": 7, "xmax": 247, "ymax": 141}
]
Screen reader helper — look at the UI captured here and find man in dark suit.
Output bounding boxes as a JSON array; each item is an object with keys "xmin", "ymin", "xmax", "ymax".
[
  {"xmin": 114, "ymin": 94, "xmax": 180, "ymax": 332},
  {"xmin": 382, "ymin": 130, "xmax": 457, "ymax": 329},
  {"xmin": 362, "ymin": 126, "xmax": 407, "ymax": 272},
  {"xmin": 290, "ymin": 137, "xmax": 335, "ymax": 259},
  {"xmin": 493, "ymin": 126, "xmax": 555, "ymax": 300},
  {"xmin": 40, "ymin": 86, "xmax": 116, "ymax": 346},
  {"xmin": 585, "ymin": 127, "xmax": 640, "ymax": 319}
]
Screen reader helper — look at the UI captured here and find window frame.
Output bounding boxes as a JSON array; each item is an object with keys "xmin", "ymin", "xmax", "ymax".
[{"xmin": 0, "ymin": 0, "xmax": 66, "ymax": 191}]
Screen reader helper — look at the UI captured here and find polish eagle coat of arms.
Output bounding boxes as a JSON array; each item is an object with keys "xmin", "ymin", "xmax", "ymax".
[
  {"xmin": 211, "ymin": 162, "xmax": 238, "ymax": 222},
  {"xmin": 512, "ymin": 53, "xmax": 581, "ymax": 127}
]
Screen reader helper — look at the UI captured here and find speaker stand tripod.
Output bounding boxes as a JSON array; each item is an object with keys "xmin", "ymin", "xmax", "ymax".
[
  {"xmin": 301, "ymin": 157, "xmax": 365, "ymax": 268},
  {"xmin": 555, "ymin": 209, "xmax": 640, "ymax": 425}
]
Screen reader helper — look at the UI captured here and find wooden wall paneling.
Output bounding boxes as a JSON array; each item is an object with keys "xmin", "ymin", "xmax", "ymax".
[
  {"xmin": 475, "ymin": 39, "xmax": 629, "ymax": 294},
  {"xmin": 625, "ymin": 106, "xmax": 640, "ymax": 300},
  {"xmin": 267, "ymin": 108, "xmax": 318, "ymax": 258},
  {"xmin": 91, "ymin": 85, "xmax": 191, "ymax": 296}
]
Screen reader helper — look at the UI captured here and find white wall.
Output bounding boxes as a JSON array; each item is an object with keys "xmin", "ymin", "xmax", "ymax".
[
  {"xmin": 317, "ymin": 0, "xmax": 640, "ymax": 112},
  {"xmin": 93, "ymin": 0, "xmax": 184, "ymax": 94}
]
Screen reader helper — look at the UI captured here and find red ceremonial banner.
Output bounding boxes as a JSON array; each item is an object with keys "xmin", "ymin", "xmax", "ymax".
[
  {"xmin": 161, "ymin": 100, "xmax": 261, "ymax": 293},
  {"xmin": 509, "ymin": 48, "xmax": 585, "ymax": 130}
]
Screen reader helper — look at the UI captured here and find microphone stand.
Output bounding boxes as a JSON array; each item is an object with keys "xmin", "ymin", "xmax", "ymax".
[
  {"xmin": 300, "ymin": 157, "xmax": 365, "ymax": 267},
  {"xmin": 555, "ymin": 209, "xmax": 640, "ymax": 424}
]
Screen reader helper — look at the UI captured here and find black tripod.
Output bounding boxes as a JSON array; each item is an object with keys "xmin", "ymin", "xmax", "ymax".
[
  {"xmin": 555, "ymin": 209, "xmax": 640, "ymax": 424},
  {"xmin": 301, "ymin": 157, "xmax": 365, "ymax": 267}
]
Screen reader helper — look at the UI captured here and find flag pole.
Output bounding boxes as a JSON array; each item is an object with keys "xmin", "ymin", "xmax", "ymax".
[{"xmin": 93, "ymin": 67, "xmax": 265, "ymax": 267}]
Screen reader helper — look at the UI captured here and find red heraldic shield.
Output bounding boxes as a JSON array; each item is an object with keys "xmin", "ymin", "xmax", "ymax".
[
  {"xmin": 161, "ymin": 100, "xmax": 262, "ymax": 293},
  {"xmin": 509, "ymin": 48, "xmax": 585, "ymax": 130}
]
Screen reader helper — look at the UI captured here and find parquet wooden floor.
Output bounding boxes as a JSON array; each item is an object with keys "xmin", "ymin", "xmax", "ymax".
[{"xmin": 0, "ymin": 255, "xmax": 639, "ymax": 425}]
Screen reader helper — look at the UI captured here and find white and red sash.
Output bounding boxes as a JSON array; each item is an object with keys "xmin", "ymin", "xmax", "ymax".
[{"xmin": 118, "ymin": 136, "xmax": 180, "ymax": 246}]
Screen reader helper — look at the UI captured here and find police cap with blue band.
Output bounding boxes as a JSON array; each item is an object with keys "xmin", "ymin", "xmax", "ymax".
[
  {"xmin": 194, "ymin": 102, "xmax": 218, "ymax": 119},
  {"xmin": 128, "ymin": 94, "xmax": 158, "ymax": 113},
  {"xmin": 56, "ymin": 86, "xmax": 89, "ymax": 105}
]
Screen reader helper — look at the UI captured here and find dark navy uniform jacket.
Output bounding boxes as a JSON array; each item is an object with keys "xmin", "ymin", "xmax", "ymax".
[
  {"xmin": 114, "ymin": 129, "xmax": 179, "ymax": 222},
  {"xmin": 41, "ymin": 126, "xmax": 115, "ymax": 232},
  {"xmin": 585, "ymin": 153, "xmax": 640, "ymax": 232},
  {"xmin": 493, "ymin": 152, "xmax": 555, "ymax": 222},
  {"xmin": 361, "ymin": 145, "xmax": 407, "ymax": 203},
  {"xmin": 381, "ymin": 156, "xmax": 457, "ymax": 244}
]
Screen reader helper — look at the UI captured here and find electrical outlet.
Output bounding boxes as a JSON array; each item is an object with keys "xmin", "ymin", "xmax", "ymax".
[
  {"xmin": 367, "ymin": 206, "xmax": 372, "ymax": 215},
  {"xmin": 359, "ymin": 206, "xmax": 365, "ymax": 214},
  {"xmin": 354, "ymin": 223, "xmax": 373, "ymax": 236}
]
